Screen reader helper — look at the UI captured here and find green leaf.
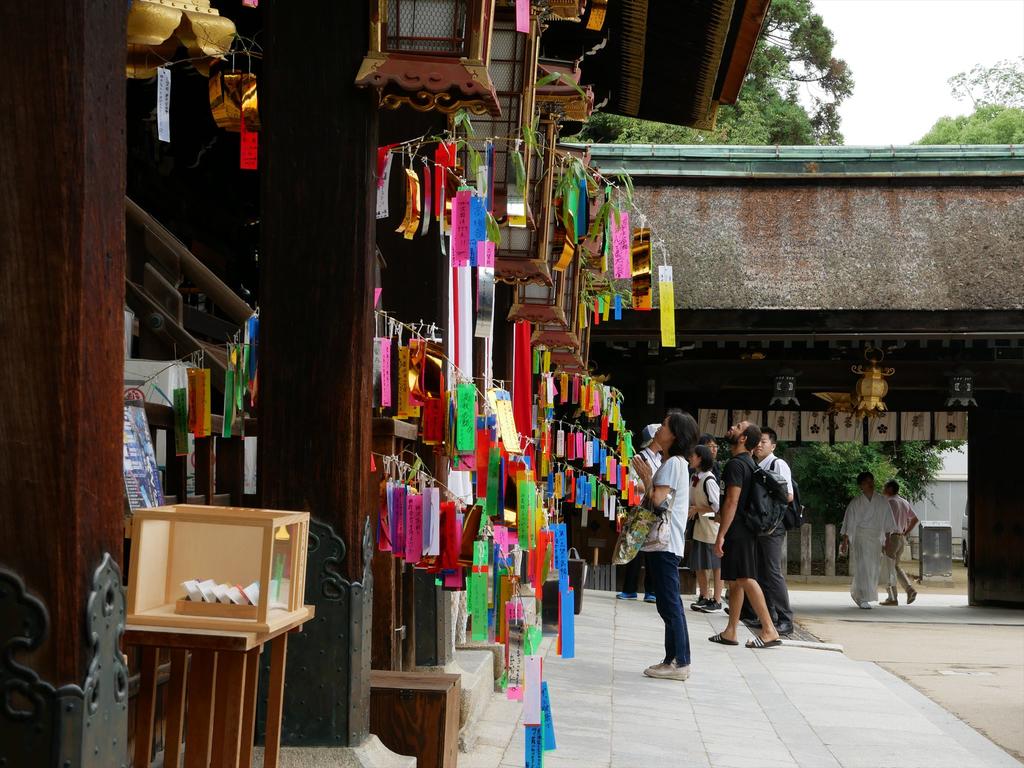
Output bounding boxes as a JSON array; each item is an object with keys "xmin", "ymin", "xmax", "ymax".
[
  {"xmin": 535, "ymin": 71, "xmax": 589, "ymax": 101},
  {"xmin": 485, "ymin": 212, "xmax": 502, "ymax": 246},
  {"xmin": 453, "ymin": 108, "xmax": 475, "ymax": 136}
]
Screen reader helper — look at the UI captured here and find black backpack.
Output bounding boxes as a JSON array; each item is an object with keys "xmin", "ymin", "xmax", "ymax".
[
  {"xmin": 770, "ymin": 458, "xmax": 804, "ymax": 531},
  {"xmin": 742, "ymin": 454, "xmax": 789, "ymax": 535}
]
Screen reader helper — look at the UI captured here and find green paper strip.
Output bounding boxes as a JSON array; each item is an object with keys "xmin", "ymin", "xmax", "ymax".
[
  {"xmin": 456, "ymin": 382, "xmax": 477, "ymax": 452},
  {"xmin": 486, "ymin": 447, "xmax": 501, "ymax": 518},
  {"xmin": 222, "ymin": 369, "xmax": 235, "ymax": 438},
  {"xmin": 525, "ymin": 624, "xmax": 543, "ymax": 655},
  {"xmin": 173, "ymin": 387, "xmax": 189, "ymax": 456}
]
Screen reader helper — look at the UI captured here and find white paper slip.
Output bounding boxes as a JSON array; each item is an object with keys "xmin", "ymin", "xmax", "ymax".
[
  {"xmin": 213, "ymin": 584, "xmax": 233, "ymax": 604},
  {"xmin": 156, "ymin": 67, "xmax": 171, "ymax": 143},
  {"xmin": 226, "ymin": 586, "xmax": 247, "ymax": 605},
  {"xmin": 243, "ymin": 581, "xmax": 260, "ymax": 606},
  {"xmin": 524, "ymin": 654, "xmax": 543, "ymax": 725}
]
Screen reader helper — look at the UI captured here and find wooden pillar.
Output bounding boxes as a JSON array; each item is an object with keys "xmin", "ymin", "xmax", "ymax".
[
  {"xmin": 258, "ymin": 0, "xmax": 376, "ymax": 582},
  {"xmin": 0, "ymin": 0, "xmax": 125, "ymax": 689},
  {"xmin": 800, "ymin": 523, "xmax": 812, "ymax": 577},
  {"xmin": 256, "ymin": 0, "xmax": 377, "ymax": 751},
  {"xmin": 825, "ymin": 524, "xmax": 837, "ymax": 577}
]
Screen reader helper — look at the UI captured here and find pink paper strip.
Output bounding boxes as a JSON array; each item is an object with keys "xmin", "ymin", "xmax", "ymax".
[
  {"xmin": 405, "ymin": 494, "xmax": 423, "ymax": 562},
  {"xmin": 380, "ymin": 339, "xmax": 392, "ymax": 407},
  {"xmin": 451, "ymin": 190, "xmax": 472, "ymax": 267},
  {"xmin": 478, "ymin": 240, "xmax": 496, "ymax": 267},
  {"xmin": 516, "ymin": 0, "xmax": 530, "ymax": 33},
  {"xmin": 612, "ymin": 210, "xmax": 631, "ymax": 279}
]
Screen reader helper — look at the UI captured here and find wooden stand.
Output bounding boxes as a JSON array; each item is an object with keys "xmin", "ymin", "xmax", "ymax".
[
  {"xmin": 369, "ymin": 671, "xmax": 460, "ymax": 768},
  {"xmin": 126, "ymin": 609, "xmax": 313, "ymax": 768}
]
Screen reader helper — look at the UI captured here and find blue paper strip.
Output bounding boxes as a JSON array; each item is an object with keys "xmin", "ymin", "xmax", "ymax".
[
  {"xmin": 560, "ymin": 587, "xmax": 575, "ymax": 659},
  {"xmin": 614, "ymin": 294, "xmax": 622, "ymax": 320},
  {"xmin": 541, "ymin": 682, "xmax": 556, "ymax": 750},
  {"xmin": 525, "ymin": 724, "xmax": 544, "ymax": 768}
]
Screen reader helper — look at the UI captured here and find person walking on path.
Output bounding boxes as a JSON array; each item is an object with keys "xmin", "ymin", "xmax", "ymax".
[
  {"xmin": 734, "ymin": 428, "xmax": 795, "ymax": 635},
  {"xmin": 841, "ymin": 471, "xmax": 900, "ymax": 609},
  {"xmin": 632, "ymin": 411, "xmax": 699, "ymax": 680},
  {"xmin": 881, "ymin": 479, "xmax": 919, "ymax": 605},
  {"xmin": 618, "ymin": 423, "xmax": 662, "ymax": 603},
  {"xmin": 688, "ymin": 445, "xmax": 723, "ymax": 613},
  {"xmin": 708, "ymin": 421, "xmax": 782, "ymax": 649}
]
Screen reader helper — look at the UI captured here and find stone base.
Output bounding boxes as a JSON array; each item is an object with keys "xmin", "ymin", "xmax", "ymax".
[
  {"xmin": 252, "ymin": 736, "xmax": 416, "ymax": 768},
  {"xmin": 456, "ymin": 641, "xmax": 505, "ymax": 683}
]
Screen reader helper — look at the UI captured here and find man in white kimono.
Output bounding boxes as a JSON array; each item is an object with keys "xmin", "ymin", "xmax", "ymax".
[{"xmin": 840, "ymin": 471, "xmax": 899, "ymax": 609}]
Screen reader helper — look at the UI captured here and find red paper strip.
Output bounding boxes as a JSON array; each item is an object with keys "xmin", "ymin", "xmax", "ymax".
[{"xmin": 240, "ymin": 114, "xmax": 258, "ymax": 170}]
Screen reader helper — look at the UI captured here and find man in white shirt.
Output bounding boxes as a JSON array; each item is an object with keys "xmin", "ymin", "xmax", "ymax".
[
  {"xmin": 881, "ymin": 480, "xmax": 919, "ymax": 605},
  {"xmin": 841, "ymin": 472, "xmax": 899, "ymax": 609},
  {"xmin": 740, "ymin": 428, "xmax": 795, "ymax": 634}
]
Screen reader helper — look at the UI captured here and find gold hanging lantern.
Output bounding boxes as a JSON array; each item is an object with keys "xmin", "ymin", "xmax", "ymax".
[
  {"xmin": 815, "ymin": 347, "xmax": 895, "ymax": 419},
  {"xmin": 851, "ymin": 347, "xmax": 895, "ymax": 417},
  {"xmin": 126, "ymin": 0, "xmax": 236, "ymax": 79}
]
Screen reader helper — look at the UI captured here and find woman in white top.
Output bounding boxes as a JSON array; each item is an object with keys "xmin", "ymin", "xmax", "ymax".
[
  {"xmin": 687, "ymin": 445, "xmax": 723, "ymax": 613},
  {"xmin": 632, "ymin": 410, "xmax": 700, "ymax": 681}
]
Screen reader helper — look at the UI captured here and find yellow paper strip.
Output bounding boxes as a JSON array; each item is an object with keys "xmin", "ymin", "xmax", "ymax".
[{"xmin": 658, "ymin": 265, "xmax": 675, "ymax": 347}]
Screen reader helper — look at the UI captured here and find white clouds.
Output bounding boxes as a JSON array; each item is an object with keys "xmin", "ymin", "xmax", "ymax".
[{"xmin": 813, "ymin": 0, "xmax": 1024, "ymax": 144}]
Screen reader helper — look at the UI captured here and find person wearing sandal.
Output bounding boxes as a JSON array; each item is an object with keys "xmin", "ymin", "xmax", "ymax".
[
  {"xmin": 632, "ymin": 411, "xmax": 700, "ymax": 680},
  {"xmin": 708, "ymin": 421, "xmax": 782, "ymax": 650}
]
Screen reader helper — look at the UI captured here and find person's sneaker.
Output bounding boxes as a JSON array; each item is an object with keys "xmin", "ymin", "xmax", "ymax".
[
  {"xmin": 880, "ymin": 597, "xmax": 898, "ymax": 606},
  {"xmin": 907, "ymin": 589, "xmax": 918, "ymax": 604},
  {"xmin": 643, "ymin": 593, "xmax": 657, "ymax": 603},
  {"xmin": 644, "ymin": 661, "xmax": 690, "ymax": 681},
  {"xmin": 643, "ymin": 662, "xmax": 671, "ymax": 676},
  {"xmin": 616, "ymin": 592, "xmax": 638, "ymax": 600},
  {"xmin": 690, "ymin": 597, "xmax": 709, "ymax": 611},
  {"xmin": 858, "ymin": 602, "xmax": 872, "ymax": 609},
  {"xmin": 700, "ymin": 600, "xmax": 723, "ymax": 613}
]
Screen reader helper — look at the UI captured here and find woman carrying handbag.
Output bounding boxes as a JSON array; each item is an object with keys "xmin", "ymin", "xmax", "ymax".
[{"xmin": 630, "ymin": 411, "xmax": 700, "ymax": 682}]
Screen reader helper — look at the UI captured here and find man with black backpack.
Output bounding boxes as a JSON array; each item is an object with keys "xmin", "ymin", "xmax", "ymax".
[
  {"xmin": 737, "ymin": 428, "xmax": 796, "ymax": 635},
  {"xmin": 707, "ymin": 421, "xmax": 783, "ymax": 649}
]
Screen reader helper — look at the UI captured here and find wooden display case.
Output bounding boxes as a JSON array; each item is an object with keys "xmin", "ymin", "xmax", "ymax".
[{"xmin": 127, "ymin": 504, "xmax": 313, "ymax": 634}]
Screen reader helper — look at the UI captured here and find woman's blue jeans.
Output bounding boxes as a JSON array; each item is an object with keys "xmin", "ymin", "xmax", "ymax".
[{"xmin": 646, "ymin": 551, "xmax": 691, "ymax": 666}]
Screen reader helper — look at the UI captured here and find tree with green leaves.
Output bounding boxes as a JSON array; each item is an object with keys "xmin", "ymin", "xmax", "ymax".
[
  {"xmin": 575, "ymin": 0, "xmax": 853, "ymax": 146},
  {"xmin": 785, "ymin": 441, "xmax": 964, "ymax": 525},
  {"xmin": 918, "ymin": 57, "xmax": 1024, "ymax": 145}
]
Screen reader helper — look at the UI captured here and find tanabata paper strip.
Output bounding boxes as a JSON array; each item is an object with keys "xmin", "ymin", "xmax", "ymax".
[
  {"xmin": 658, "ymin": 265, "xmax": 675, "ymax": 347},
  {"xmin": 525, "ymin": 726, "xmax": 544, "ymax": 768},
  {"xmin": 455, "ymin": 383, "xmax": 477, "ymax": 452},
  {"xmin": 611, "ymin": 209, "xmax": 631, "ymax": 279},
  {"xmin": 376, "ymin": 151, "xmax": 393, "ymax": 220},
  {"xmin": 173, "ymin": 387, "xmax": 188, "ymax": 455},
  {"xmin": 541, "ymin": 682, "xmax": 556, "ymax": 751},
  {"xmin": 559, "ymin": 587, "xmax": 575, "ymax": 658},
  {"xmin": 506, "ymin": 615, "xmax": 524, "ymax": 700},
  {"xmin": 380, "ymin": 338, "xmax": 392, "ymax": 408},
  {"xmin": 451, "ymin": 189, "xmax": 472, "ymax": 267},
  {"xmin": 475, "ymin": 265, "xmax": 496, "ymax": 338},
  {"xmin": 524, "ymin": 655, "xmax": 543, "ymax": 725},
  {"xmin": 405, "ymin": 494, "xmax": 423, "ymax": 563}
]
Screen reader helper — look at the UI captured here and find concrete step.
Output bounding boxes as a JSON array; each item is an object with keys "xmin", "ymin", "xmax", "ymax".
[{"xmin": 451, "ymin": 649, "xmax": 499, "ymax": 753}]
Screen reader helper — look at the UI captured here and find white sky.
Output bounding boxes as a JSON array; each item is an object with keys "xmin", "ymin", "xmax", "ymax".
[{"xmin": 812, "ymin": 0, "xmax": 1024, "ymax": 145}]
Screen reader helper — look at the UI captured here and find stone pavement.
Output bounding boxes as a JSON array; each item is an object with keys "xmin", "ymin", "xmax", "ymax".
[{"xmin": 461, "ymin": 590, "xmax": 1022, "ymax": 768}]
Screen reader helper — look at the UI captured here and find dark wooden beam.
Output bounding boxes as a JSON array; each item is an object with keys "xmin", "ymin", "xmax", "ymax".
[
  {"xmin": 592, "ymin": 309, "xmax": 1024, "ymax": 342},
  {"xmin": 0, "ymin": 0, "xmax": 126, "ymax": 685}
]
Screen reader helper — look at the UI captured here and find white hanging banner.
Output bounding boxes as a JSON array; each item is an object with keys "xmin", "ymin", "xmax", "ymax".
[
  {"xmin": 833, "ymin": 413, "xmax": 864, "ymax": 443},
  {"xmin": 731, "ymin": 409, "xmax": 763, "ymax": 428},
  {"xmin": 933, "ymin": 411, "xmax": 968, "ymax": 441},
  {"xmin": 900, "ymin": 412, "xmax": 931, "ymax": 441},
  {"xmin": 156, "ymin": 67, "xmax": 171, "ymax": 143},
  {"xmin": 765, "ymin": 411, "xmax": 797, "ymax": 442},
  {"xmin": 800, "ymin": 411, "xmax": 830, "ymax": 442},
  {"xmin": 698, "ymin": 409, "xmax": 727, "ymax": 437},
  {"xmin": 867, "ymin": 412, "xmax": 896, "ymax": 442}
]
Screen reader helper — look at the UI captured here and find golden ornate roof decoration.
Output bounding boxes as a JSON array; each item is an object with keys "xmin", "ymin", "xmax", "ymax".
[{"xmin": 126, "ymin": 0, "xmax": 236, "ymax": 79}]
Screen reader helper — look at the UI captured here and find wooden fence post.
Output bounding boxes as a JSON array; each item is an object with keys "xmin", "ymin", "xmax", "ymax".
[
  {"xmin": 800, "ymin": 523, "xmax": 812, "ymax": 576},
  {"xmin": 825, "ymin": 524, "xmax": 836, "ymax": 577}
]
